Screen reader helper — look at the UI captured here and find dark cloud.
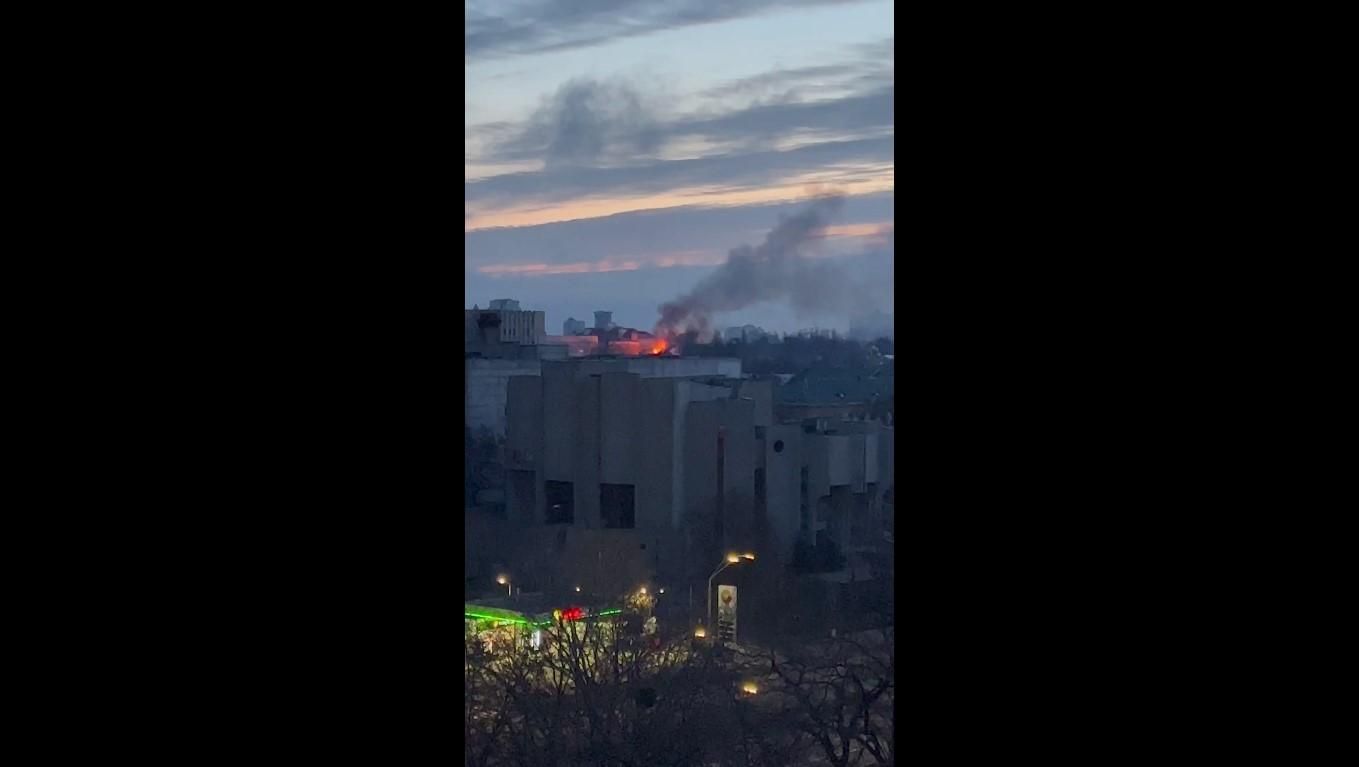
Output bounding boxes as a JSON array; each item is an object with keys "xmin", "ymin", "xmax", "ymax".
[
  {"xmin": 501, "ymin": 79, "xmax": 663, "ymax": 168},
  {"xmin": 466, "ymin": 0, "xmax": 875, "ymax": 59},
  {"xmin": 475, "ymin": 31, "xmax": 892, "ymax": 169},
  {"xmin": 676, "ymin": 87, "xmax": 892, "ymax": 147},
  {"xmin": 482, "ymin": 79, "xmax": 891, "ymax": 172},
  {"xmin": 466, "ymin": 134, "xmax": 892, "ymax": 207}
]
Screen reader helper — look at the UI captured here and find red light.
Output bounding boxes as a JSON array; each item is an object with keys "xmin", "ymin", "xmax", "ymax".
[{"xmin": 559, "ymin": 606, "xmax": 584, "ymax": 621}]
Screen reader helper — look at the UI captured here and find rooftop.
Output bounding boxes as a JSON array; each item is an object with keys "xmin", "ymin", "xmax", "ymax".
[{"xmin": 778, "ymin": 365, "xmax": 893, "ymax": 405}]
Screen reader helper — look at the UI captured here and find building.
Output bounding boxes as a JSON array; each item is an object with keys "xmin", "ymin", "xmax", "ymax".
[
  {"xmin": 563, "ymin": 317, "xmax": 586, "ymax": 335},
  {"xmin": 496, "ymin": 359, "xmax": 891, "ymax": 622},
  {"xmin": 593, "ymin": 310, "xmax": 613, "ymax": 331},
  {"xmin": 500, "ymin": 360, "xmax": 754, "ymax": 600},
  {"xmin": 776, "ymin": 365, "xmax": 893, "ymax": 424},
  {"xmin": 466, "ymin": 301, "xmax": 547, "ymax": 350},
  {"xmin": 468, "ymin": 355, "xmax": 741, "ymax": 438}
]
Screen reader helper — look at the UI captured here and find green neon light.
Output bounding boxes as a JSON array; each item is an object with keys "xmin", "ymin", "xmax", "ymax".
[
  {"xmin": 465, "ymin": 611, "xmax": 533, "ymax": 625},
  {"xmin": 596, "ymin": 609, "xmax": 622, "ymax": 616}
]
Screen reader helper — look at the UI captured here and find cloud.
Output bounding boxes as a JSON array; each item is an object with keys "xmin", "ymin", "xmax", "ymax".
[
  {"xmin": 467, "ymin": 134, "xmax": 892, "ymax": 210},
  {"xmin": 466, "ymin": 191, "xmax": 894, "ymax": 273},
  {"xmin": 466, "ymin": 0, "xmax": 875, "ymax": 59}
]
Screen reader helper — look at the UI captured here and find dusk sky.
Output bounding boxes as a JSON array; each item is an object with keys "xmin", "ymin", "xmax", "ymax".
[{"xmin": 466, "ymin": 0, "xmax": 894, "ymax": 335}]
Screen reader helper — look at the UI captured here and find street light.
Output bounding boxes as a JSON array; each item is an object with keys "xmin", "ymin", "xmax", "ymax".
[
  {"xmin": 496, "ymin": 574, "xmax": 511, "ymax": 598},
  {"xmin": 707, "ymin": 552, "xmax": 755, "ymax": 632}
]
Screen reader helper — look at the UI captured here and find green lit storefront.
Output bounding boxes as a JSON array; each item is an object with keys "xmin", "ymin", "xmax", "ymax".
[{"xmin": 464, "ymin": 602, "xmax": 626, "ymax": 654}]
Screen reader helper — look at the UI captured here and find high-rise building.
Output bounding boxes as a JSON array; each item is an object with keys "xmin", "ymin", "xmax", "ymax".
[{"xmin": 563, "ymin": 317, "xmax": 586, "ymax": 335}]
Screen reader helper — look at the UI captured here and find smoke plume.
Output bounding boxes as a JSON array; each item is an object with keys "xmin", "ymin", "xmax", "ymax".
[
  {"xmin": 512, "ymin": 78, "xmax": 661, "ymax": 168},
  {"xmin": 655, "ymin": 195, "xmax": 858, "ymax": 338}
]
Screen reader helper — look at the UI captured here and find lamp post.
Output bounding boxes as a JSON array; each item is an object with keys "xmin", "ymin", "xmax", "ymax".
[
  {"xmin": 496, "ymin": 574, "xmax": 511, "ymax": 598},
  {"xmin": 706, "ymin": 552, "xmax": 754, "ymax": 632}
]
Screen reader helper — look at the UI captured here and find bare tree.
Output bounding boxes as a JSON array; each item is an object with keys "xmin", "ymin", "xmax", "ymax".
[{"xmin": 738, "ymin": 626, "xmax": 895, "ymax": 766}]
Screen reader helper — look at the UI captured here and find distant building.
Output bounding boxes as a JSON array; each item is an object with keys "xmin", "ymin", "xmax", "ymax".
[
  {"xmin": 466, "ymin": 300, "xmax": 547, "ymax": 351},
  {"xmin": 593, "ymin": 310, "xmax": 614, "ymax": 331},
  {"xmin": 563, "ymin": 317, "xmax": 586, "ymax": 335}
]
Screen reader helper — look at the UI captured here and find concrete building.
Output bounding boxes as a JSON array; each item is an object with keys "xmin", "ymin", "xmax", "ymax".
[
  {"xmin": 497, "ymin": 359, "xmax": 892, "ymax": 606},
  {"xmin": 466, "ymin": 302, "xmax": 547, "ymax": 349},
  {"xmin": 468, "ymin": 355, "xmax": 742, "ymax": 438},
  {"xmin": 563, "ymin": 317, "xmax": 586, "ymax": 335},
  {"xmin": 593, "ymin": 310, "xmax": 613, "ymax": 331},
  {"xmin": 503, "ymin": 361, "xmax": 761, "ymax": 604}
]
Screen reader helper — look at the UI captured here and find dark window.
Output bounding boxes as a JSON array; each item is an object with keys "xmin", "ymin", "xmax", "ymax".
[
  {"xmin": 773, "ymin": 439, "xmax": 785, "ymax": 453},
  {"xmin": 754, "ymin": 468, "xmax": 766, "ymax": 510},
  {"xmin": 799, "ymin": 467, "xmax": 810, "ymax": 532},
  {"xmin": 601, "ymin": 484, "xmax": 635, "ymax": 529},
  {"xmin": 545, "ymin": 481, "xmax": 574, "ymax": 525}
]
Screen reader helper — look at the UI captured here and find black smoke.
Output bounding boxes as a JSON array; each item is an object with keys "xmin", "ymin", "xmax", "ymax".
[
  {"xmin": 655, "ymin": 195, "xmax": 862, "ymax": 338},
  {"xmin": 510, "ymin": 79, "xmax": 661, "ymax": 168}
]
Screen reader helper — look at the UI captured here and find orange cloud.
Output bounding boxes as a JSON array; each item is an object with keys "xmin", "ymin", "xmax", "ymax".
[
  {"xmin": 478, "ymin": 259, "xmax": 643, "ymax": 277},
  {"xmin": 465, "ymin": 170, "xmax": 894, "ymax": 231}
]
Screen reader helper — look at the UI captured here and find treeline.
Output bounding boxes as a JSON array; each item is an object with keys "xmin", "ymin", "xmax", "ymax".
[{"xmin": 682, "ymin": 334, "xmax": 894, "ymax": 375}]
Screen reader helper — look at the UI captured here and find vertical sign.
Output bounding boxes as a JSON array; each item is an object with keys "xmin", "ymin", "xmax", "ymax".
[{"xmin": 717, "ymin": 584, "xmax": 738, "ymax": 644}]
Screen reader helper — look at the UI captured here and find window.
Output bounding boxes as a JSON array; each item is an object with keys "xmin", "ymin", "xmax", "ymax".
[
  {"xmin": 773, "ymin": 439, "xmax": 785, "ymax": 453},
  {"xmin": 799, "ymin": 467, "xmax": 810, "ymax": 532},
  {"xmin": 600, "ymin": 483, "xmax": 635, "ymax": 529},
  {"xmin": 545, "ymin": 481, "xmax": 574, "ymax": 525}
]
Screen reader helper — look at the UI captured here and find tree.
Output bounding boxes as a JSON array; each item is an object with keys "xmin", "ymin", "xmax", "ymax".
[
  {"xmin": 466, "ymin": 612, "xmax": 758, "ymax": 766},
  {"xmin": 738, "ymin": 626, "xmax": 895, "ymax": 766}
]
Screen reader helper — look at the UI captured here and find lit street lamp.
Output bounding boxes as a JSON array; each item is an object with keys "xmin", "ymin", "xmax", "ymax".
[
  {"xmin": 496, "ymin": 574, "xmax": 511, "ymax": 598},
  {"xmin": 707, "ymin": 552, "xmax": 755, "ymax": 633}
]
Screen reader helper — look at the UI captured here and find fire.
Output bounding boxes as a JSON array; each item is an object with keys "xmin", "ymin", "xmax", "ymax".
[
  {"xmin": 554, "ymin": 328, "xmax": 681, "ymax": 358},
  {"xmin": 603, "ymin": 334, "xmax": 674, "ymax": 357}
]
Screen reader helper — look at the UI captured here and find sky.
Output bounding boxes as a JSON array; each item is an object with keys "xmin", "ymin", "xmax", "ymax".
[{"xmin": 466, "ymin": 0, "xmax": 894, "ymax": 335}]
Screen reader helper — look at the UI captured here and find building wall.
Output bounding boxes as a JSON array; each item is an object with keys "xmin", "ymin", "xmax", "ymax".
[
  {"xmin": 467, "ymin": 358, "xmax": 543, "ymax": 437},
  {"xmin": 505, "ymin": 364, "xmax": 758, "ymax": 600},
  {"xmin": 764, "ymin": 423, "xmax": 804, "ymax": 564},
  {"xmin": 465, "ymin": 308, "xmax": 546, "ymax": 346}
]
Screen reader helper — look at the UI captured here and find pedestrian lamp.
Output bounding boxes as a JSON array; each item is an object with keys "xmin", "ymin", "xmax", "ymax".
[
  {"xmin": 707, "ymin": 552, "xmax": 755, "ymax": 633},
  {"xmin": 496, "ymin": 574, "xmax": 511, "ymax": 598}
]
